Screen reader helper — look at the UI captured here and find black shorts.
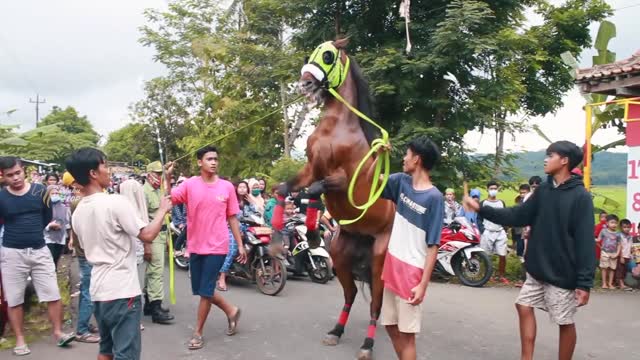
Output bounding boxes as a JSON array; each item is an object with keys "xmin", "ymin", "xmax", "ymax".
[
  {"xmin": 94, "ymin": 296, "xmax": 142, "ymax": 359},
  {"xmin": 189, "ymin": 254, "xmax": 226, "ymax": 298}
]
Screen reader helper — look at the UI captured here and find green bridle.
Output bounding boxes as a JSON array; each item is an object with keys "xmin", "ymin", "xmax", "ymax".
[{"xmin": 301, "ymin": 41, "xmax": 351, "ymax": 89}]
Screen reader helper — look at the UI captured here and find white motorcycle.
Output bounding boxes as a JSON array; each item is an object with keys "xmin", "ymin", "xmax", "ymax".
[{"xmin": 283, "ymin": 214, "xmax": 332, "ymax": 284}]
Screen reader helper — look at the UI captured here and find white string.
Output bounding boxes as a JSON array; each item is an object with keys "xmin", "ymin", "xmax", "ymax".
[{"xmin": 399, "ymin": 0, "xmax": 412, "ymax": 54}]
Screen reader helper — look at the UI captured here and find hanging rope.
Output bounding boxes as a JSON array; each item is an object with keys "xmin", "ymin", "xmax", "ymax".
[{"xmin": 399, "ymin": 0, "xmax": 412, "ymax": 54}]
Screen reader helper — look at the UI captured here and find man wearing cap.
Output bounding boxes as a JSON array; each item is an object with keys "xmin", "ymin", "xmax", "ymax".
[
  {"xmin": 443, "ymin": 188, "xmax": 462, "ymax": 226},
  {"xmin": 142, "ymin": 161, "xmax": 175, "ymax": 324}
]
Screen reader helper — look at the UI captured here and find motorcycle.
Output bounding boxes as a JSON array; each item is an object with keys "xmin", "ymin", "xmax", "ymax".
[
  {"xmin": 170, "ymin": 223, "xmax": 189, "ymax": 270},
  {"xmin": 283, "ymin": 214, "xmax": 332, "ymax": 284},
  {"xmin": 435, "ymin": 217, "xmax": 493, "ymax": 287},
  {"xmin": 228, "ymin": 213, "xmax": 287, "ymax": 296}
]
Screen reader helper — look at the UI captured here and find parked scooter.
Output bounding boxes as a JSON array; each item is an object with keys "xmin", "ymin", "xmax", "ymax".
[
  {"xmin": 435, "ymin": 217, "xmax": 493, "ymax": 287},
  {"xmin": 283, "ymin": 214, "xmax": 332, "ymax": 284},
  {"xmin": 228, "ymin": 213, "xmax": 287, "ymax": 296}
]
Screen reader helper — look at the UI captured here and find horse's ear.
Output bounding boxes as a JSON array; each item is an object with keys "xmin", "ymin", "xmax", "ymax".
[{"xmin": 333, "ymin": 37, "xmax": 350, "ymax": 49}]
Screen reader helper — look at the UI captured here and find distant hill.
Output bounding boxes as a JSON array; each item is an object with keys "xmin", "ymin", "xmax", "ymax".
[{"xmin": 509, "ymin": 150, "xmax": 627, "ymax": 185}]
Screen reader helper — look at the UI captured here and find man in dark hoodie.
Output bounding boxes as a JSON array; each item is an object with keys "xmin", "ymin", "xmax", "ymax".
[{"xmin": 463, "ymin": 141, "xmax": 595, "ymax": 360}]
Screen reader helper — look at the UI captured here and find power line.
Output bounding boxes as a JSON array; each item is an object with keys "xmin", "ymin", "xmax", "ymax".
[
  {"xmin": 614, "ymin": 3, "xmax": 640, "ymax": 11},
  {"xmin": 29, "ymin": 94, "xmax": 46, "ymax": 126}
]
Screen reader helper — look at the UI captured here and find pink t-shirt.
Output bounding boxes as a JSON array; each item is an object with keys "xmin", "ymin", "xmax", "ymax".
[{"xmin": 171, "ymin": 176, "xmax": 239, "ymax": 255}]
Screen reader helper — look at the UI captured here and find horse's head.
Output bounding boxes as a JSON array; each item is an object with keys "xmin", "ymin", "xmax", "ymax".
[{"xmin": 299, "ymin": 38, "xmax": 350, "ymax": 106}]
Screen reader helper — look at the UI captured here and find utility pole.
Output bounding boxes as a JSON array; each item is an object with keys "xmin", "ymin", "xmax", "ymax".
[{"xmin": 29, "ymin": 94, "xmax": 46, "ymax": 126}]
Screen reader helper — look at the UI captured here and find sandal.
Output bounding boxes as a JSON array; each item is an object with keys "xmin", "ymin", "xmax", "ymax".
[
  {"xmin": 56, "ymin": 333, "xmax": 76, "ymax": 347},
  {"xmin": 188, "ymin": 335, "xmax": 204, "ymax": 350},
  {"xmin": 216, "ymin": 282, "xmax": 228, "ymax": 292},
  {"xmin": 226, "ymin": 308, "xmax": 241, "ymax": 336},
  {"xmin": 76, "ymin": 333, "xmax": 100, "ymax": 343},
  {"xmin": 13, "ymin": 345, "xmax": 31, "ymax": 356},
  {"xmin": 88, "ymin": 324, "xmax": 100, "ymax": 334}
]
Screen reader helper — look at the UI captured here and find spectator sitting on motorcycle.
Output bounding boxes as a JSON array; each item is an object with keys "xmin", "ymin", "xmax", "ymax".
[
  {"xmin": 281, "ymin": 201, "xmax": 296, "ymax": 249},
  {"xmin": 443, "ymin": 188, "xmax": 462, "ymax": 226},
  {"xmin": 247, "ymin": 178, "xmax": 265, "ymax": 214},
  {"xmin": 237, "ymin": 181, "xmax": 262, "ymax": 219}
]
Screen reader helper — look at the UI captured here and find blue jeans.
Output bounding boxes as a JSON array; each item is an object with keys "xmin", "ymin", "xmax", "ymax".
[{"xmin": 77, "ymin": 256, "xmax": 94, "ymax": 335}]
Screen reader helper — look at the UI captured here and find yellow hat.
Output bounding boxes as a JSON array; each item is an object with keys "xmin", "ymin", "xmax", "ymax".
[
  {"xmin": 146, "ymin": 161, "xmax": 163, "ymax": 173},
  {"xmin": 62, "ymin": 172, "xmax": 75, "ymax": 187}
]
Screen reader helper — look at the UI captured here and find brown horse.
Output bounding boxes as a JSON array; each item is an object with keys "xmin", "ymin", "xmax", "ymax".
[{"xmin": 278, "ymin": 38, "xmax": 396, "ymax": 360}]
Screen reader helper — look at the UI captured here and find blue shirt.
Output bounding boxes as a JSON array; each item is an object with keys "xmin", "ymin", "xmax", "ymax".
[{"xmin": 0, "ymin": 183, "xmax": 52, "ymax": 249}]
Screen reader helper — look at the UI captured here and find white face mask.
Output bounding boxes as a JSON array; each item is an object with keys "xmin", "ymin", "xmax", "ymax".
[{"xmin": 488, "ymin": 189, "xmax": 498, "ymax": 197}]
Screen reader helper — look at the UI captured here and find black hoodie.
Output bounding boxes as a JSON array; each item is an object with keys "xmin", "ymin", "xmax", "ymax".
[{"xmin": 479, "ymin": 176, "xmax": 596, "ymax": 291}]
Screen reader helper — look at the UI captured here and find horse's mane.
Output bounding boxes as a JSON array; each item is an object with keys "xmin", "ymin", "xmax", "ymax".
[{"xmin": 348, "ymin": 56, "xmax": 381, "ymax": 147}]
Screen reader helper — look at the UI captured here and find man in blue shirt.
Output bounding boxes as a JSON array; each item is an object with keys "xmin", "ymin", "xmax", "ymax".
[{"xmin": 0, "ymin": 157, "xmax": 75, "ymax": 356}]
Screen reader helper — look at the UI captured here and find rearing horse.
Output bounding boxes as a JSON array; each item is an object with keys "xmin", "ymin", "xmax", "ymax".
[{"xmin": 272, "ymin": 38, "xmax": 395, "ymax": 360}]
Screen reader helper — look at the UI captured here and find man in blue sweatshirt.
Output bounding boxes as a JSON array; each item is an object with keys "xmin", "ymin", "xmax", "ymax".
[{"xmin": 464, "ymin": 141, "xmax": 595, "ymax": 360}]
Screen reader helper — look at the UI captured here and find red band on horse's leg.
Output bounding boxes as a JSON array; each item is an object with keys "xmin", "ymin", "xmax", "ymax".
[
  {"xmin": 366, "ymin": 319, "xmax": 377, "ymax": 339},
  {"xmin": 272, "ymin": 195, "xmax": 285, "ymax": 231},
  {"xmin": 337, "ymin": 304, "xmax": 352, "ymax": 326},
  {"xmin": 305, "ymin": 200, "xmax": 320, "ymax": 231}
]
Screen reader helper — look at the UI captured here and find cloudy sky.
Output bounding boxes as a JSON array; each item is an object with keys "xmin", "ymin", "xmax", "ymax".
[{"xmin": 0, "ymin": 0, "xmax": 637, "ymax": 153}]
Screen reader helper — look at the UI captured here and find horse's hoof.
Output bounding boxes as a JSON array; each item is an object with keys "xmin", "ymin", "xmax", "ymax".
[
  {"xmin": 323, "ymin": 334, "xmax": 340, "ymax": 346},
  {"xmin": 356, "ymin": 349, "xmax": 373, "ymax": 360}
]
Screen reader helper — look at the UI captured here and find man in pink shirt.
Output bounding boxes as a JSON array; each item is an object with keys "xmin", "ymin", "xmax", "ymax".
[{"xmin": 165, "ymin": 146, "xmax": 247, "ymax": 351}]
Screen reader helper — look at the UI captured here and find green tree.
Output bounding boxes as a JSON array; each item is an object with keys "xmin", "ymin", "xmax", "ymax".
[
  {"xmin": 282, "ymin": 0, "xmax": 610, "ymax": 186},
  {"xmin": 0, "ymin": 106, "xmax": 99, "ymax": 166},
  {"xmin": 39, "ymin": 106, "xmax": 100, "ymax": 144},
  {"xmin": 138, "ymin": 0, "xmax": 306, "ymax": 176},
  {"xmin": 103, "ymin": 123, "xmax": 158, "ymax": 165}
]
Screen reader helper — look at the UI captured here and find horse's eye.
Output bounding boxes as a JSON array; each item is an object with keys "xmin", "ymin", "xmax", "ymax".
[
  {"xmin": 303, "ymin": 56, "xmax": 309, "ymax": 65},
  {"xmin": 322, "ymin": 51, "xmax": 335, "ymax": 65}
]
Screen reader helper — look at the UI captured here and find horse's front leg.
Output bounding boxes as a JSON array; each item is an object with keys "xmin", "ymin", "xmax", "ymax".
[{"xmin": 357, "ymin": 231, "xmax": 390, "ymax": 360}]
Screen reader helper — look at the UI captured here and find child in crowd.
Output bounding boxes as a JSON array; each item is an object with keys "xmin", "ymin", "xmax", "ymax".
[
  {"xmin": 282, "ymin": 201, "xmax": 296, "ymax": 250},
  {"xmin": 480, "ymin": 181, "xmax": 509, "ymax": 284},
  {"xmin": 616, "ymin": 219, "xmax": 633, "ymax": 290},
  {"xmin": 598, "ymin": 214, "xmax": 622, "ymax": 289},
  {"xmin": 594, "ymin": 210, "xmax": 608, "ymax": 261}
]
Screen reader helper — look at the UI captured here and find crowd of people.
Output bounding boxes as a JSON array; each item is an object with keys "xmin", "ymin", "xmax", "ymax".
[
  {"xmin": 441, "ymin": 172, "xmax": 640, "ymax": 291},
  {"xmin": 0, "ymin": 145, "xmax": 339, "ymax": 358},
  {"xmin": 0, "ymin": 138, "xmax": 635, "ymax": 360}
]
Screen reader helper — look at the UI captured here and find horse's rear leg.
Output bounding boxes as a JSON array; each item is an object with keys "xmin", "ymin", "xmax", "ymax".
[
  {"xmin": 323, "ymin": 239, "xmax": 357, "ymax": 346},
  {"xmin": 357, "ymin": 232, "xmax": 390, "ymax": 360}
]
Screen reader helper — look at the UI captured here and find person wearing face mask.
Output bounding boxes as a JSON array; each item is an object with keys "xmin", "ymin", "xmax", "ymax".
[
  {"xmin": 247, "ymin": 178, "xmax": 265, "ymax": 215},
  {"xmin": 141, "ymin": 161, "xmax": 175, "ymax": 325},
  {"xmin": 44, "ymin": 185, "xmax": 71, "ymax": 268},
  {"xmin": 480, "ymin": 180, "xmax": 509, "ymax": 284},
  {"xmin": 443, "ymin": 188, "xmax": 461, "ymax": 226}
]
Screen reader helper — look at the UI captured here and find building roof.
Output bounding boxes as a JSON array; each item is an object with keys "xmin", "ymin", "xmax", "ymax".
[
  {"xmin": 576, "ymin": 50, "xmax": 640, "ymax": 82},
  {"xmin": 575, "ymin": 50, "xmax": 640, "ymax": 97}
]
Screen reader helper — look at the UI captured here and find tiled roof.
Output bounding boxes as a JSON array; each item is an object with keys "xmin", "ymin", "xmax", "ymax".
[{"xmin": 576, "ymin": 50, "xmax": 640, "ymax": 82}]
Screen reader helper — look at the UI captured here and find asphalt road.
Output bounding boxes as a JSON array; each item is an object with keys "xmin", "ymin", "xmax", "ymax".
[{"xmin": 18, "ymin": 261, "xmax": 640, "ymax": 360}]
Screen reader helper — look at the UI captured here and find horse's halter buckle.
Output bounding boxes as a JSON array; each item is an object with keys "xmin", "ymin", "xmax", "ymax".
[{"xmin": 301, "ymin": 41, "xmax": 350, "ymax": 90}]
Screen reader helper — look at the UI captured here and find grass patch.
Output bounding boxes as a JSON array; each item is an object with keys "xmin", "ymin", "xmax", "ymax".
[{"xmin": 0, "ymin": 255, "xmax": 73, "ymax": 350}]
